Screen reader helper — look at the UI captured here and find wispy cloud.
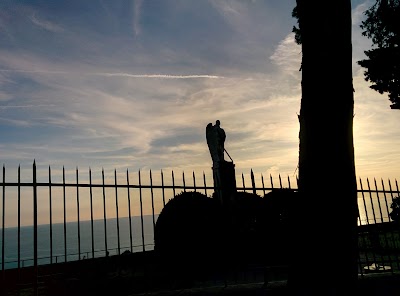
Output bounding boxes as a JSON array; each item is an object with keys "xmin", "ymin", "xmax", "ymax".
[
  {"xmin": 0, "ymin": 104, "xmax": 55, "ymax": 110},
  {"xmin": 0, "ymin": 69, "xmax": 224, "ymax": 79},
  {"xmin": 133, "ymin": 0, "xmax": 143, "ymax": 37},
  {"xmin": 94, "ymin": 73, "xmax": 225, "ymax": 79},
  {"xmin": 29, "ymin": 13, "xmax": 64, "ymax": 33},
  {"xmin": 0, "ymin": 0, "xmax": 398, "ymax": 183},
  {"xmin": 270, "ymin": 33, "xmax": 302, "ymax": 74},
  {"xmin": 352, "ymin": 0, "xmax": 373, "ymax": 26}
]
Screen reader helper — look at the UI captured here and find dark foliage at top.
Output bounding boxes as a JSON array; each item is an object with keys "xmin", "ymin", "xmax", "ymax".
[
  {"xmin": 291, "ymin": 4, "xmax": 302, "ymax": 45},
  {"xmin": 292, "ymin": 0, "xmax": 400, "ymax": 109},
  {"xmin": 358, "ymin": 0, "xmax": 400, "ymax": 109}
]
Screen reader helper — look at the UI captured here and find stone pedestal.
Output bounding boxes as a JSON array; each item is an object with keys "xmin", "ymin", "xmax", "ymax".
[{"xmin": 212, "ymin": 160, "xmax": 237, "ymax": 207}]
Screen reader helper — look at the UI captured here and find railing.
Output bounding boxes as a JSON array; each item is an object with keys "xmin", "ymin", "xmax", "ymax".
[{"xmin": 1, "ymin": 162, "xmax": 400, "ymax": 293}]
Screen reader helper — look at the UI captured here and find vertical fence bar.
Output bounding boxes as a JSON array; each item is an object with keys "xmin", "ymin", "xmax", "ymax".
[
  {"xmin": 89, "ymin": 168, "xmax": 95, "ymax": 259},
  {"xmin": 203, "ymin": 172, "xmax": 207, "ymax": 196},
  {"xmin": 367, "ymin": 178, "xmax": 378, "ymax": 224},
  {"xmin": 261, "ymin": 174, "xmax": 265, "ymax": 196},
  {"xmin": 367, "ymin": 178, "xmax": 385, "ymax": 266},
  {"xmin": 18, "ymin": 166, "xmax": 21, "ymax": 271},
  {"xmin": 250, "ymin": 169, "xmax": 256, "ymax": 195},
  {"xmin": 76, "ymin": 167, "xmax": 81, "ymax": 260},
  {"xmin": 193, "ymin": 172, "xmax": 197, "ymax": 192},
  {"xmin": 388, "ymin": 179, "xmax": 400, "ymax": 251},
  {"xmin": 381, "ymin": 179, "xmax": 391, "ymax": 222},
  {"xmin": 139, "ymin": 170, "xmax": 145, "ymax": 252},
  {"xmin": 288, "ymin": 175, "xmax": 292, "ymax": 189},
  {"xmin": 150, "ymin": 170, "xmax": 155, "ymax": 235},
  {"xmin": 161, "ymin": 170, "xmax": 166, "ymax": 206},
  {"xmin": 382, "ymin": 179, "xmax": 398, "ymax": 270},
  {"xmin": 388, "ymin": 178, "xmax": 395, "ymax": 207},
  {"xmin": 2, "ymin": 165, "xmax": 5, "ymax": 282},
  {"xmin": 63, "ymin": 166, "xmax": 67, "ymax": 262},
  {"xmin": 33, "ymin": 161, "xmax": 38, "ymax": 295},
  {"xmin": 374, "ymin": 178, "xmax": 392, "ymax": 271},
  {"xmin": 359, "ymin": 179, "xmax": 371, "ymax": 226},
  {"xmin": 49, "ymin": 166, "xmax": 53, "ymax": 264},
  {"xmin": 389, "ymin": 179, "xmax": 400, "ymax": 269},
  {"xmin": 357, "ymin": 214, "xmax": 366, "ymax": 275},
  {"xmin": 182, "ymin": 171, "xmax": 186, "ymax": 192},
  {"xmin": 279, "ymin": 174, "xmax": 283, "ymax": 189},
  {"xmin": 359, "ymin": 178, "xmax": 377, "ymax": 266},
  {"xmin": 270, "ymin": 174, "xmax": 274, "ymax": 189},
  {"xmin": 115, "ymin": 169, "xmax": 120, "ymax": 256},
  {"xmin": 374, "ymin": 178, "xmax": 385, "ymax": 223},
  {"xmin": 126, "ymin": 169, "xmax": 133, "ymax": 253},
  {"xmin": 241, "ymin": 173, "xmax": 245, "ymax": 191},
  {"xmin": 172, "ymin": 171, "xmax": 176, "ymax": 197},
  {"xmin": 102, "ymin": 169, "xmax": 108, "ymax": 256}
]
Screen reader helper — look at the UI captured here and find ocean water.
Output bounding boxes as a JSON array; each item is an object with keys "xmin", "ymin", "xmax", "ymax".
[{"xmin": 0, "ymin": 215, "xmax": 158, "ymax": 269}]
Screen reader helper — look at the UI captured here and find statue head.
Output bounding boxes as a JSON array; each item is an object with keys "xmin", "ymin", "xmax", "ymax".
[{"xmin": 216, "ymin": 120, "xmax": 220, "ymax": 126}]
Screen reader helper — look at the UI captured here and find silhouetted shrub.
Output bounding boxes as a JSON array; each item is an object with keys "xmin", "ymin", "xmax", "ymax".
[
  {"xmin": 154, "ymin": 188, "xmax": 298, "ymax": 276},
  {"xmin": 154, "ymin": 191, "xmax": 225, "ymax": 278}
]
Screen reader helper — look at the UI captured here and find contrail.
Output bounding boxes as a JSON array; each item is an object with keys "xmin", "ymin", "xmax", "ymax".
[
  {"xmin": 0, "ymin": 69, "xmax": 224, "ymax": 79},
  {"xmin": 95, "ymin": 73, "xmax": 224, "ymax": 79},
  {"xmin": 0, "ymin": 104, "xmax": 56, "ymax": 109},
  {"xmin": 0, "ymin": 69, "xmax": 68, "ymax": 74}
]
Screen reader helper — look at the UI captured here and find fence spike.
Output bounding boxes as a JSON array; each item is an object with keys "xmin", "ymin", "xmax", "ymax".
[
  {"xmin": 192, "ymin": 171, "xmax": 196, "ymax": 192},
  {"xmin": 250, "ymin": 169, "xmax": 256, "ymax": 195}
]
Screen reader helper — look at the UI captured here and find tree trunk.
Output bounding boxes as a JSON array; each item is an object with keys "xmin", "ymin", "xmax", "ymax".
[{"xmin": 289, "ymin": 1, "xmax": 359, "ymax": 295}]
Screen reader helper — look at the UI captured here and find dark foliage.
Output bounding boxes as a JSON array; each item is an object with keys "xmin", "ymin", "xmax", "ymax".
[
  {"xmin": 154, "ymin": 191, "xmax": 225, "ymax": 279},
  {"xmin": 291, "ymin": 4, "xmax": 302, "ymax": 45},
  {"xmin": 358, "ymin": 0, "xmax": 400, "ymax": 109},
  {"xmin": 154, "ymin": 189, "xmax": 298, "ymax": 281},
  {"xmin": 389, "ymin": 195, "xmax": 400, "ymax": 222}
]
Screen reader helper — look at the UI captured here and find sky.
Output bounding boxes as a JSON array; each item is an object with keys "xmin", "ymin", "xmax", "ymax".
[{"xmin": 0, "ymin": 0, "xmax": 399, "ymax": 188}]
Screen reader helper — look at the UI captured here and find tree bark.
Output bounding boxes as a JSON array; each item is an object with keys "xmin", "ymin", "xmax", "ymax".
[{"xmin": 289, "ymin": 1, "xmax": 359, "ymax": 295}]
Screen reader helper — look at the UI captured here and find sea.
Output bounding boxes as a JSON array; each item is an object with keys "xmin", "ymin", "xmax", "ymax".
[
  {"xmin": 0, "ymin": 192, "xmax": 394, "ymax": 270},
  {"xmin": 0, "ymin": 215, "xmax": 158, "ymax": 270}
]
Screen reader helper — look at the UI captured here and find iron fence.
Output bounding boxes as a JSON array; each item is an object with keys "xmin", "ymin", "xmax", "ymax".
[{"xmin": 0, "ymin": 162, "xmax": 400, "ymax": 294}]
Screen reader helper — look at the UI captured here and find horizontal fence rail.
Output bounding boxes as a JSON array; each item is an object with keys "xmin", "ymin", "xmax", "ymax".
[{"xmin": 0, "ymin": 162, "xmax": 400, "ymax": 292}]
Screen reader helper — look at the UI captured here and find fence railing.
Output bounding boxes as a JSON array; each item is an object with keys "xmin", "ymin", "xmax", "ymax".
[{"xmin": 1, "ymin": 162, "xmax": 400, "ymax": 286}]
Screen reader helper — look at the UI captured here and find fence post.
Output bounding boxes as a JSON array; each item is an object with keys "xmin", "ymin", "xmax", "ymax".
[
  {"xmin": 126, "ymin": 169, "xmax": 133, "ymax": 253},
  {"xmin": 2, "ymin": 165, "xmax": 5, "ymax": 289},
  {"xmin": 114, "ymin": 169, "xmax": 120, "ymax": 256},
  {"xmin": 139, "ymin": 170, "xmax": 145, "ymax": 252},
  {"xmin": 33, "ymin": 161, "xmax": 38, "ymax": 295},
  {"xmin": 49, "ymin": 166, "xmax": 53, "ymax": 265},
  {"xmin": 102, "ymin": 168, "xmax": 108, "ymax": 256},
  {"xmin": 76, "ymin": 167, "xmax": 81, "ymax": 260},
  {"xmin": 251, "ymin": 169, "xmax": 256, "ymax": 195},
  {"xmin": 18, "ymin": 166, "xmax": 21, "ymax": 276}
]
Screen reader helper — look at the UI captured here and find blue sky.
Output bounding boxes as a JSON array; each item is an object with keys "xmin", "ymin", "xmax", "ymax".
[{"xmin": 1, "ymin": 0, "xmax": 399, "ymax": 184}]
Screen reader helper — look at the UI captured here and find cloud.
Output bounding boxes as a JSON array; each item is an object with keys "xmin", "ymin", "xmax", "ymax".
[
  {"xmin": 133, "ymin": 0, "xmax": 143, "ymax": 37},
  {"xmin": 0, "ymin": 104, "xmax": 55, "ymax": 110},
  {"xmin": 270, "ymin": 33, "xmax": 302, "ymax": 74},
  {"xmin": 29, "ymin": 12, "xmax": 64, "ymax": 33},
  {"xmin": 1, "ymin": 0, "xmax": 398, "ymax": 184},
  {"xmin": 93, "ymin": 73, "xmax": 224, "ymax": 79},
  {"xmin": 352, "ymin": 0, "xmax": 374, "ymax": 26}
]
